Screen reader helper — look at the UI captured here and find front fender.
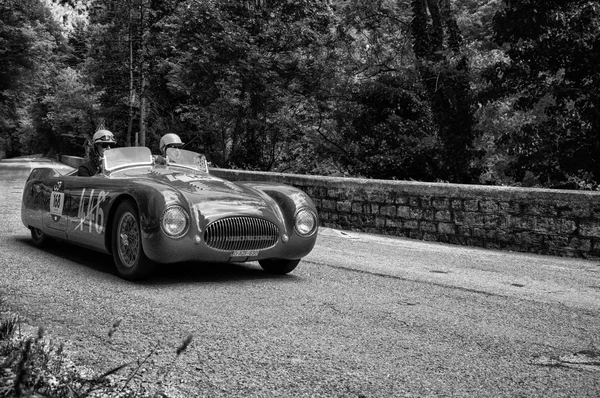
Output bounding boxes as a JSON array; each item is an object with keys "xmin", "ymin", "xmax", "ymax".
[
  {"xmin": 237, "ymin": 182, "xmax": 318, "ymax": 256},
  {"xmin": 103, "ymin": 181, "xmax": 190, "ymax": 257}
]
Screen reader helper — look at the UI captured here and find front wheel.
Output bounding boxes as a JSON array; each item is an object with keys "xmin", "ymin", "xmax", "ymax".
[
  {"xmin": 30, "ymin": 227, "xmax": 48, "ymax": 247},
  {"xmin": 111, "ymin": 201, "xmax": 154, "ymax": 281},
  {"xmin": 259, "ymin": 259, "xmax": 300, "ymax": 275}
]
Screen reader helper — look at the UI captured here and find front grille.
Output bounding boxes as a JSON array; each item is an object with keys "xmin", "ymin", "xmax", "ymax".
[{"xmin": 204, "ymin": 217, "xmax": 280, "ymax": 251}]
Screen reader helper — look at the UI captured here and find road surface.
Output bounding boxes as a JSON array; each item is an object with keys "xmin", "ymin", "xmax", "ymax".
[{"xmin": 1, "ymin": 160, "xmax": 599, "ymax": 397}]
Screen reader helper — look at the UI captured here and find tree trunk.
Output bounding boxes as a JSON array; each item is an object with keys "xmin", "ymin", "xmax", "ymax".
[
  {"xmin": 127, "ymin": 0, "xmax": 134, "ymax": 147},
  {"xmin": 138, "ymin": 0, "xmax": 146, "ymax": 147}
]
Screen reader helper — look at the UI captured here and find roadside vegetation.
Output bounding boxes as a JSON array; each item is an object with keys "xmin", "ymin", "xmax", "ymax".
[
  {"xmin": 1, "ymin": 0, "xmax": 598, "ymax": 189},
  {"xmin": 0, "ymin": 296, "xmax": 192, "ymax": 397}
]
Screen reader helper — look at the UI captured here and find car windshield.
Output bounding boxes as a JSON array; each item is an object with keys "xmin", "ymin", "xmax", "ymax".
[
  {"xmin": 166, "ymin": 147, "xmax": 209, "ymax": 173},
  {"xmin": 103, "ymin": 147, "xmax": 153, "ymax": 172}
]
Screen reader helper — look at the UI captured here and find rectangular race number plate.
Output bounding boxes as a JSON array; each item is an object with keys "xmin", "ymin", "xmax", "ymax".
[{"xmin": 231, "ymin": 250, "xmax": 259, "ymax": 257}]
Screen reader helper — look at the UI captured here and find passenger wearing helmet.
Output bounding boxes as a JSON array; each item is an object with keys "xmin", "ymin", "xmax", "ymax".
[
  {"xmin": 155, "ymin": 133, "xmax": 184, "ymax": 165},
  {"xmin": 77, "ymin": 129, "xmax": 117, "ymax": 176}
]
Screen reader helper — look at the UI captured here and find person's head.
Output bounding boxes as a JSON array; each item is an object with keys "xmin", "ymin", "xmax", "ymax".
[
  {"xmin": 92, "ymin": 129, "xmax": 116, "ymax": 158},
  {"xmin": 159, "ymin": 133, "xmax": 183, "ymax": 156}
]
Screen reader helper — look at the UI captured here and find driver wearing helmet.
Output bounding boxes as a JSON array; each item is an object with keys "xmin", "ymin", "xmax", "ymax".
[
  {"xmin": 155, "ymin": 133, "xmax": 184, "ymax": 165},
  {"xmin": 77, "ymin": 129, "xmax": 117, "ymax": 176}
]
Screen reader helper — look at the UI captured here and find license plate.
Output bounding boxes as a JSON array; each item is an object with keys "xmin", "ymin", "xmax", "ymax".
[{"xmin": 231, "ymin": 250, "xmax": 259, "ymax": 257}]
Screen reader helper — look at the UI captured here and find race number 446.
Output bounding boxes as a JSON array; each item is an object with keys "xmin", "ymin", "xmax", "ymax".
[{"xmin": 76, "ymin": 189, "xmax": 108, "ymax": 233}]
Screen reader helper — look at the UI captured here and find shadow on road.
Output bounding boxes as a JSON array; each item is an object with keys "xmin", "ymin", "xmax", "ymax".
[
  {"xmin": 148, "ymin": 261, "xmax": 299, "ymax": 286},
  {"xmin": 13, "ymin": 236, "xmax": 300, "ymax": 285}
]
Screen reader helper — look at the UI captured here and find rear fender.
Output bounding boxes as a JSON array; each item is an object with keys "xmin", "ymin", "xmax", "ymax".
[{"xmin": 21, "ymin": 168, "xmax": 68, "ymax": 232}]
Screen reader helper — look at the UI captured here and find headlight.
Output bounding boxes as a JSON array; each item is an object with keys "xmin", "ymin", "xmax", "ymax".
[
  {"xmin": 294, "ymin": 208, "xmax": 318, "ymax": 237},
  {"xmin": 161, "ymin": 205, "xmax": 189, "ymax": 238}
]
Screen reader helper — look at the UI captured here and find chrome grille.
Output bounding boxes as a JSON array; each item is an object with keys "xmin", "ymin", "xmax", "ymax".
[{"xmin": 204, "ymin": 217, "xmax": 279, "ymax": 251}]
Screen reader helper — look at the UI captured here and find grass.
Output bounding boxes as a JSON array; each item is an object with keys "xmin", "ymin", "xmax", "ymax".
[{"xmin": 0, "ymin": 297, "xmax": 193, "ymax": 398}]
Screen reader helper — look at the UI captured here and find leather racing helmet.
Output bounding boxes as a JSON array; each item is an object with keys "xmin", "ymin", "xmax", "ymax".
[{"xmin": 159, "ymin": 133, "xmax": 184, "ymax": 155}]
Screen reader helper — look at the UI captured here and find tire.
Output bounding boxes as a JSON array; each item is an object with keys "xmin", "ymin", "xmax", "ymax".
[
  {"xmin": 30, "ymin": 227, "xmax": 47, "ymax": 247},
  {"xmin": 111, "ymin": 200, "xmax": 154, "ymax": 280},
  {"xmin": 259, "ymin": 258, "xmax": 300, "ymax": 275}
]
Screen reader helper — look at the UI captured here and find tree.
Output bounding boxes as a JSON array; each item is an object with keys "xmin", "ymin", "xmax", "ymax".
[
  {"xmin": 0, "ymin": 0, "xmax": 67, "ymax": 157},
  {"xmin": 41, "ymin": 68, "xmax": 101, "ymax": 155},
  {"xmin": 487, "ymin": 0, "xmax": 600, "ymax": 188},
  {"xmin": 153, "ymin": 0, "xmax": 336, "ymax": 170},
  {"xmin": 410, "ymin": 0, "xmax": 480, "ymax": 183},
  {"xmin": 331, "ymin": 74, "xmax": 441, "ymax": 180},
  {"xmin": 86, "ymin": 0, "xmax": 153, "ymax": 147}
]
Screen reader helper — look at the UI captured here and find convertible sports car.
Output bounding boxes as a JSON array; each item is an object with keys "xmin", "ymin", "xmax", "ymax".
[{"xmin": 21, "ymin": 146, "xmax": 318, "ymax": 280}]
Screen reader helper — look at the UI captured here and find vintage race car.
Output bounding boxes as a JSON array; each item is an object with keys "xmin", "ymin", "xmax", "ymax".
[{"xmin": 21, "ymin": 146, "xmax": 318, "ymax": 280}]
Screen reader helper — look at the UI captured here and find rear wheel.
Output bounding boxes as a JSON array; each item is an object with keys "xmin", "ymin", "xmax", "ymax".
[
  {"xmin": 259, "ymin": 259, "xmax": 300, "ymax": 275},
  {"xmin": 30, "ymin": 227, "xmax": 47, "ymax": 247},
  {"xmin": 111, "ymin": 201, "xmax": 154, "ymax": 280}
]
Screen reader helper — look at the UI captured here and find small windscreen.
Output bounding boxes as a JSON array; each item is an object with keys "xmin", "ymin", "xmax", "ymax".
[
  {"xmin": 166, "ymin": 148, "xmax": 209, "ymax": 173},
  {"xmin": 103, "ymin": 147, "xmax": 153, "ymax": 172}
]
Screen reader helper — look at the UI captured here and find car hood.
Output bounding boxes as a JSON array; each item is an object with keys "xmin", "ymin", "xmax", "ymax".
[{"xmin": 142, "ymin": 169, "xmax": 284, "ymax": 223}]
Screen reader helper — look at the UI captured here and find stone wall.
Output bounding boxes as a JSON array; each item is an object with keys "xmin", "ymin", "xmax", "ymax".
[{"xmin": 211, "ymin": 168, "xmax": 600, "ymax": 259}]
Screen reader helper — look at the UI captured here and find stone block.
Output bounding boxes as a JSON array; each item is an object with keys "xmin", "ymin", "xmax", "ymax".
[
  {"xmin": 499, "ymin": 201, "xmax": 520, "ymax": 215},
  {"xmin": 410, "ymin": 208, "xmax": 434, "ymax": 220},
  {"xmin": 454, "ymin": 211, "xmax": 466, "ymax": 225},
  {"xmin": 509, "ymin": 216, "xmax": 536, "ymax": 231},
  {"xmin": 438, "ymin": 222, "xmax": 456, "ymax": 235},
  {"xmin": 368, "ymin": 190, "xmax": 388, "ymax": 203},
  {"xmin": 352, "ymin": 202, "xmax": 363, "ymax": 214},
  {"xmin": 579, "ymin": 221, "xmax": 600, "ymax": 238},
  {"xmin": 544, "ymin": 235, "xmax": 569, "ymax": 249},
  {"xmin": 420, "ymin": 197, "xmax": 432, "ymax": 208},
  {"xmin": 464, "ymin": 212, "xmax": 485, "ymax": 227},
  {"xmin": 420, "ymin": 221, "xmax": 437, "ymax": 233},
  {"xmin": 409, "ymin": 197, "xmax": 420, "ymax": 207},
  {"xmin": 322, "ymin": 199, "xmax": 336, "ymax": 211},
  {"xmin": 409, "ymin": 230, "xmax": 423, "ymax": 240},
  {"xmin": 524, "ymin": 203, "xmax": 558, "ymax": 216},
  {"xmin": 560, "ymin": 203, "xmax": 591, "ymax": 218},
  {"xmin": 394, "ymin": 196, "xmax": 409, "ymax": 205},
  {"xmin": 451, "ymin": 199, "xmax": 463, "ymax": 210},
  {"xmin": 337, "ymin": 201, "xmax": 352, "ymax": 213},
  {"xmin": 464, "ymin": 199, "xmax": 479, "ymax": 211},
  {"xmin": 386, "ymin": 219, "xmax": 402, "ymax": 228},
  {"xmin": 479, "ymin": 200, "xmax": 498, "ymax": 213},
  {"xmin": 327, "ymin": 188, "xmax": 342, "ymax": 199},
  {"xmin": 432, "ymin": 197, "xmax": 450, "ymax": 209},
  {"xmin": 397, "ymin": 206, "xmax": 410, "ymax": 218},
  {"xmin": 423, "ymin": 233, "xmax": 438, "ymax": 241},
  {"xmin": 457, "ymin": 226, "xmax": 471, "ymax": 236},
  {"xmin": 338, "ymin": 215, "xmax": 351, "ymax": 228},
  {"xmin": 435, "ymin": 210, "xmax": 452, "ymax": 222},
  {"xmin": 569, "ymin": 237, "xmax": 591, "ymax": 251},
  {"xmin": 404, "ymin": 220, "xmax": 419, "ymax": 230},
  {"xmin": 380, "ymin": 205, "xmax": 397, "ymax": 217}
]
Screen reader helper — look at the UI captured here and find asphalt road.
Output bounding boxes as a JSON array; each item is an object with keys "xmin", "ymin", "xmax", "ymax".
[{"xmin": 1, "ymin": 160, "xmax": 600, "ymax": 397}]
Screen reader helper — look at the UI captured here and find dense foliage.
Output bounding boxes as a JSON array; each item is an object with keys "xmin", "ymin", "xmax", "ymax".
[
  {"xmin": 1, "ymin": 0, "xmax": 599, "ymax": 189},
  {"xmin": 484, "ymin": 0, "xmax": 600, "ymax": 189}
]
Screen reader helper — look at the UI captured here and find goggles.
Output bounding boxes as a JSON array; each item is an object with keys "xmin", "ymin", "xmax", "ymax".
[{"xmin": 95, "ymin": 134, "xmax": 115, "ymax": 143}]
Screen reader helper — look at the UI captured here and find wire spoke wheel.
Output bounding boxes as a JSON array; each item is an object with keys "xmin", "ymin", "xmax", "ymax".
[
  {"xmin": 112, "ymin": 200, "xmax": 154, "ymax": 280},
  {"xmin": 117, "ymin": 212, "xmax": 140, "ymax": 268}
]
